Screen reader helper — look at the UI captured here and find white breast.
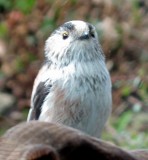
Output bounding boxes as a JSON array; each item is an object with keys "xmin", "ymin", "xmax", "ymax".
[{"xmin": 38, "ymin": 59, "xmax": 112, "ymax": 138}]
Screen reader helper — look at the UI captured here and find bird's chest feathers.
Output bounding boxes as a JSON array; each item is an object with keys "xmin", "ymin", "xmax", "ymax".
[
  {"xmin": 48, "ymin": 60, "xmax": 104, "ymax": 101},
  {"xmin": 41, "ymin": 60, "xmax": 110, "ymax": 129}
]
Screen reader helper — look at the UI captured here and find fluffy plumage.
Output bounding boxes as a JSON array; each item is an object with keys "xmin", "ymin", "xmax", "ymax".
[{"xmin": 27, "ymin": 20, "xmax": 112, "ymax": 138}]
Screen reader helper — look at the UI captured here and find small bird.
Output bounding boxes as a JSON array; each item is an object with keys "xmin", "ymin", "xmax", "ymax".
[{"xmin": 27, "ymin": 20, "xmax": 112, "ymax": 138}]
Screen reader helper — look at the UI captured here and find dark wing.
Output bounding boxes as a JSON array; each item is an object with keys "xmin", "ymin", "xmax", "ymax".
[{"xmin": 28, "ymin": 81, "xmax": 51, "ymax": 120}]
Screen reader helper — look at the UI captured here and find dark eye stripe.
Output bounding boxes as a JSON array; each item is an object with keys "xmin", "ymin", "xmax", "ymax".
[
  {"xmin": 62, "ymin": 22, "xmax": 75, "ymax": 31},
  {"xmin": 88, "ymin": 23, "xmax": 93, "ymax": 32},
  {"xmin": 52, "ymin": 22, "xmax": 75, "ymax": 36}
]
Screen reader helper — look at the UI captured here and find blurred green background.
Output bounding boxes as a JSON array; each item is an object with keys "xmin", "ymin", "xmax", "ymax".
[{"xmin": 0, "ymin": 0, "xmax": 147, "ymax": 149}]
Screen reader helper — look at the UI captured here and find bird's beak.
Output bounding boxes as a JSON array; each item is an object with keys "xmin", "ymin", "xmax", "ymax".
[{"xmin": 79, "ymin": 31, "xmax": 90, "ymax": 40}]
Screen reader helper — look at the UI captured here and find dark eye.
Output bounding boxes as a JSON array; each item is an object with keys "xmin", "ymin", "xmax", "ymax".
[
  {"xmin": 90, "ymin": 31, "xmax": 95, "ymax": 38},
  {"xmin": 62, "ymin": 31, "xmax": 69, "ymax": 39}
]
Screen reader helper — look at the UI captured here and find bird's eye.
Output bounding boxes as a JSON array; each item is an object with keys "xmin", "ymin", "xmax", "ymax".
[
  {"xmin": 90, "ymin": 31, "xmax": 95, "ymax": 38},
  {"xmin": 62, "ymin": 31, "xmax": 69, "ymax": 39}
]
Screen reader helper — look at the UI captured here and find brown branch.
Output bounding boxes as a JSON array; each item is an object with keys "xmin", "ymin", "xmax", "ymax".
[{"xmin": 0, "ymin": 121, "xmax": 147, "ymax": 160}]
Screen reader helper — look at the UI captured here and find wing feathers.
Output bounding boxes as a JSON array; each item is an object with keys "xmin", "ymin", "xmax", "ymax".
[{"xmin": 28, "ymin": 81, "xmax": 51, "ymax": 120}]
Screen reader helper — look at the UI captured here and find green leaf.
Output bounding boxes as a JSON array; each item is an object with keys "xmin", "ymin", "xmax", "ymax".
[
  {"xmin": 0, "ymin": 22, "xmax": 8, "ymax": 38},
  {"xmin": 15, "ymin": 57, "xmax": 25, "ymax": 72},
  {"xmin": 41, "ymin": 17, "xmax": 56, "ymax": 33},
  {"xmin": 115, "ymin": 111, "xmax": 133, "ymax": 132},
  {"xmin": 15, "ymin": 0, "xmax": 36, "ymax": 14},
  {"xmin": 0, "ymin": 0, "xmax": 13, "ymax": 11},
  {"xmin": 121, "ymin": 86, "xmax": 131, "ymax": 97}
]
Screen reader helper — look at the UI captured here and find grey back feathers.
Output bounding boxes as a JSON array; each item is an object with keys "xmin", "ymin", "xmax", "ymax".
[{"xmin": 27, "ymin": 20, "xmax": 112, "ymax": 138}]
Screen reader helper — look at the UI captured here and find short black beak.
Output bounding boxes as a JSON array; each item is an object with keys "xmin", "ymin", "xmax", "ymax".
[{"xmin": 79, "ymin": 32, "xmax": 90, "ymax": 40}]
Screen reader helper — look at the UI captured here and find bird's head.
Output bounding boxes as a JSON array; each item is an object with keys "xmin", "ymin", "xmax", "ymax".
[{"xmin": 45, "ymin": 20, "xmax": 103, "ymax": 65}]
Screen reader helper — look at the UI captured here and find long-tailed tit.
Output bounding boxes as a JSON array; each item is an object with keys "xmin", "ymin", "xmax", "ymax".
[{"xmin": 27, "ymin": 20, "xmax": 112, "ymax": 138}]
